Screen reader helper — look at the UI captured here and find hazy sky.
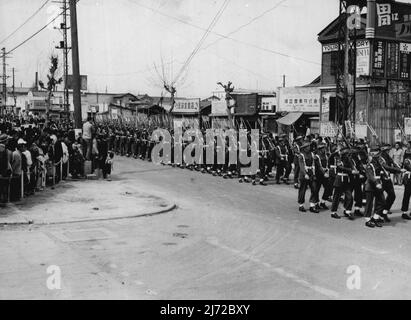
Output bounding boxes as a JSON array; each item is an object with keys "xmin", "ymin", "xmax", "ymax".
[{"xmin": 0, "ymin": 0, "xmax": 361, "ymax": 98}]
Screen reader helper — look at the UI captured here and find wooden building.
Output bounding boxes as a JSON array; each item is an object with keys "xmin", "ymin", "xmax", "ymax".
[{"xmin": 318, "ymin": 0, "xmax": 411, "ymax": 144}]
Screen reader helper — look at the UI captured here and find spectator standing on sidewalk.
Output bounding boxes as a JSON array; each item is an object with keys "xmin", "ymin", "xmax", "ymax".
[
  {"xmin": 82, "ymin": 116, "xmax": 94, "ymax": 161},
  {"xmin": 0, "ymin": 134, "xmax": 12, "ymax": 203}
]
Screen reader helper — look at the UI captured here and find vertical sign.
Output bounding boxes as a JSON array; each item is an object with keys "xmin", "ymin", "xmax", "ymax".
[
  {"xmin": 356, "ymin": 40, "xmax": 370, "ymax": 77},
  {"xmin": 387, "ymin": 42, "xmax": 400, "ymax": 78},
  {"xmin": 400, "ymin": 42, "xmax": 411, "ymax": 79},
  {"xmin": 373, "ymin": 40, "xmax": 386, "ymax": 78}
]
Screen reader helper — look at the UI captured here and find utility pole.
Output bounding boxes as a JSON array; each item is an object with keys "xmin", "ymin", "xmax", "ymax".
[
  {"xmin": 69, "ymin": 0, "xmax": 82, "ymax": 129},
  {"xmin": 282, "ymin": 75, "xmax": 286, "ymax": 88},
  {"xmin": 12, "ymin": 68, "xmax": 16, "ymax": 112},
  {"xmin": 61, "ymin": 0, "xmax": 70, "ymax": 118},
  {"xmin": 2, "ymin": 48, "xmax": 6, "ymax": 116}
]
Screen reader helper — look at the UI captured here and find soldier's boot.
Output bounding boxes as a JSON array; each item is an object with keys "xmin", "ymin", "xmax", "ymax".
[
  {"xmin": 331, "ymin": 212, "xmax": 341, "ymax": 219},
  {"xmin": 343, "ymin": 210, "xmax": 355, "ymax": 220},
  {"xmin": 319, "ymin": 202, "xmax": 329, "ymax": 210},
  {"xmin": 259, "ymin": 178, "xmax": 265, "ymax": 186}
]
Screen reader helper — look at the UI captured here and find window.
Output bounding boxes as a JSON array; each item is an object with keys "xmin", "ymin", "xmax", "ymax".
[
  {"xmin": 285, "ymin": 99, "xmax": 288, "ymax": 104},
  {"xmin": 304, "ymin": 99, "xmax": 308, "ymax": 103},
  {"xmin": 299, "ymin": 99, "xmax": 303, "ymax": 103},
  {"xmin": 314, "ymin": 99, "xmax": 318, "ymax": 104},
  {"xmin": 294, "ymin": 99, "xmax": 298, "ymax": 104}
]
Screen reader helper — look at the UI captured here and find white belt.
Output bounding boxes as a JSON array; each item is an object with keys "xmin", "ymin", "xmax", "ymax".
[
  {"xmin": 305, "ymin": 166, "xmax": 314, "ymax": 170},
  {"xmin": 375, "ymin": 176, "xmax": 381, "ymax": 179},
  {"xmin": 338, "ymin": 173, "xmax": 348, "ymax": 177},
  {"xmin": 330, "ymin": 165, "xmax": 337, "ymax": 169}
]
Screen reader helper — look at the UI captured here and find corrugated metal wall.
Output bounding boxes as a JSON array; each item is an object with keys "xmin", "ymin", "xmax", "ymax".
[{"xmin": 367, "ymin": 91, "xmax": 411, "ymax": 145}]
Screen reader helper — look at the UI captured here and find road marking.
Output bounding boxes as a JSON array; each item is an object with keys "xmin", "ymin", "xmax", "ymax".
[{"xmin": 206, "ymin": 237, "xmax": 340, "ymax": 299}]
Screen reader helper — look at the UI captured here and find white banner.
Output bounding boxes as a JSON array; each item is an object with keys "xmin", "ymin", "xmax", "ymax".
[
  {"xmin": 405, "ymin": 118, "xmax": 411, "ymax": 135},
  {"xmin": 320, "ymin": 121, "xmax": 337, "ymax": 137},
  {"xmin": 356, "ymin": 40, "xmax": 370, "ymax": 77},
  {"xmin": 173, "ymin": 98, "xmax": 200, "ymax": 114},
  {"xmin": 355, "ymin": 124, "xmax": 368, "ymax": 139},
  {"xmin": 278, "ymin": 87, "xmax": 320, "ymax": 113}
]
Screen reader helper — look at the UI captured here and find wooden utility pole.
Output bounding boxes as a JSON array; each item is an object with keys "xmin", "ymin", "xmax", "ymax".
[
  {"xmin": 1, "ymin": 48, "xmax": 7, "ymax": 116},
  {"xmin": 69, "ymin": 0, "xmax": 82, "ymax": 129},
  {"xmin": 12, "ymin": 68, "xmax": 16, "ymax": 112},
  {"xmin": 282, "ymin": 75, "xmax": 286, "ymax": 88}
]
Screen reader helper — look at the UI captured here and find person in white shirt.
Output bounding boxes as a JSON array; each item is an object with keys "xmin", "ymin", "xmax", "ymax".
[{"xmin": 82, "ymin": 116, "xmax": 94, "ymax": 161}]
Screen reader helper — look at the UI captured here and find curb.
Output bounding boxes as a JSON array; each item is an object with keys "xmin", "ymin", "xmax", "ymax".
[{"xmin": 0, "ymin": 203, "xmax": 177, "ymax": 226}]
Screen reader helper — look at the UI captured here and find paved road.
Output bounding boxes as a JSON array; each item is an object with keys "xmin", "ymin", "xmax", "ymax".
[{"xmin": 1, "ymin": 156, "xmax": 411, "ymax": 299}]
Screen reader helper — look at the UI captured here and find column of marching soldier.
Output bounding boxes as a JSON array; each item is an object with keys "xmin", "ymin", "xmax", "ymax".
[{"xmin": 104, "ymin": 123, "xmax": 411, "ymax": 229}]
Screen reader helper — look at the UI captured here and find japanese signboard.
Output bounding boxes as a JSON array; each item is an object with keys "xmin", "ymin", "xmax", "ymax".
[
  {"xmin": 278, "ymin": 87, "xmax": 320, "ymax": 113},
  {"xmin": 373, "ymin": 40, "xmax": 386, "ymax": 77},
  {"xmin": 320, "ymin": 121, "xmax": 337, "ymax": 137},
  {"xmin": 261, "ymin": 97, "xmax": 277, "ymax": 113},
  {"xmin": 387, "ymin": 42, "xmax": 400, "ymax": 78},
  {"xmin": 356, "ymin": 40, "xmax": 370, "ymax": 77},
  {"xmin": 374, "ymin": 2, "xmax": 411, "ymax": 41},
  {"xmin": 173, "ymin": 98, "xmax": 200, "ymax": 114}
]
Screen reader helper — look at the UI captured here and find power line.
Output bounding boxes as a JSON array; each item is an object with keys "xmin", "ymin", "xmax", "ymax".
[
  {"xmin": 173, "ymin": 0, "xmax": 230, "ymax": 85},
  {"xmin": 0, "ymin": 0, "xmax": 79, "ymax": 59},
  {"xmin": 128, "ymin": 0, "xmax": 320, "ymax": 66},
  {"xmin": 0, "ymin": 0, "xmax": 51, "ymax": 46},
  {"xmin": 202, "ymin": 0, "xmax": 288, "ymax": 51}
]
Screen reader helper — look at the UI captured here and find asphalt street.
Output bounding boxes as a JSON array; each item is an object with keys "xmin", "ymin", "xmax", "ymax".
[{"xmin": 1, "ymin": 156, "xmax": 411, "ymax": 300}]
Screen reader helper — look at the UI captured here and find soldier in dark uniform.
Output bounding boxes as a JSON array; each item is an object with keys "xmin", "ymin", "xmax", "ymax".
[
  {"xmin": 330, "ymin": 146, "xmax": 355, "ymax": 220},
  {"xmin": 379, "ymin": 144, "xmax": 404, "ymax": 219},
  {"xmin": 280, "ymin": 134, "xmax": 292, "ymax": 184},
  {"xmin": 313, "ymin": 143, "xmax": 330, "ymax": 211},
  {"xmin": 275, "ymin": 137, "xmax": 289, "ymax": 184},
  {"xmin": 400, "ymin": 154, "xmax": 411, "ymax": 220},
  {"xmin": 364, "ymin": 147, "xmax": 386, "ymax": 228},
  {"xmin": 351, "ymin": 143, "xmax": 368, "ymax": 216},
  {"xmin": 293, "ymin": 136, "xmax": 304, "ymax": 189},
  {"xmin": 297, "ymin": 142, "xmax": 319, "ymax": 213}
]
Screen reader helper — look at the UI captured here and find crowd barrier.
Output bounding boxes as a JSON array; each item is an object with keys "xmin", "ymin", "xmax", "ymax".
[{"xmin": 0, "ymin": 157, "xmax": 71, "ymax": 205}]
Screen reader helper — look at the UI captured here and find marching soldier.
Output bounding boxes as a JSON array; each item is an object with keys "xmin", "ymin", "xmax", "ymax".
[
  {"xmin": 364, "ymin": 147, "xmax": 386, "ymax": 228},
  {"xmin": 293, "ymin": 136, "xmax": 304, "ymax": 189},
  {"xmin": 352, "ymin": 143, "xmax": 368, "ymax": 216},
  {"xmin": 330, "ymin": 146, "xmax": 354, "ymax": 220},
  {"xmin": 313, "ymin": 143, "xmax": 330, "ymax": 211},
  {"xmin": 297, "ymin": 141, "xmax": 319, "ymax": 213},
  {"xmin": 401, "ymin": 153, "xmax": 411, "ymax": 220},
  {"xmin": 379, "ymin": 144, "xmax": 404, "ymax": 219},
  {"xmin": 275, "ymin": 137, "xmax": 289, "ymax": 184}
]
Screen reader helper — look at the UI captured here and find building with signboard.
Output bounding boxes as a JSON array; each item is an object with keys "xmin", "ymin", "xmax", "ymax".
[
  {"xmin": 172, "ymin": 98, "xmax": 201, "ymax": 129},
  {"xmin": 318, "ymin": 0, "xmax": 411, "ymax": 142},
  {"xmin": 277, "ymin": 85, "xmax": 321, "ymax": 137}
]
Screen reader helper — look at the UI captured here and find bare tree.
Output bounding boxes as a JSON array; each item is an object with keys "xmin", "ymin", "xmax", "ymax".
[
  {"xmin": 39, "ymin": 55, "xmax": 63, "ymax": 124},
  {"xmin": 217, "ymin": 81, "xmax": 235, "ymax": 129}
]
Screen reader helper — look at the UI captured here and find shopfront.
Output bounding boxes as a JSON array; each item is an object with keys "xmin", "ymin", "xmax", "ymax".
[
  {"xmin": 277, "ymin": 86, "xmax": 321, "ymax": 137},
  {"xmin": 172, "ymin": 98, "xmax": 201, "ymax": 130}
]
